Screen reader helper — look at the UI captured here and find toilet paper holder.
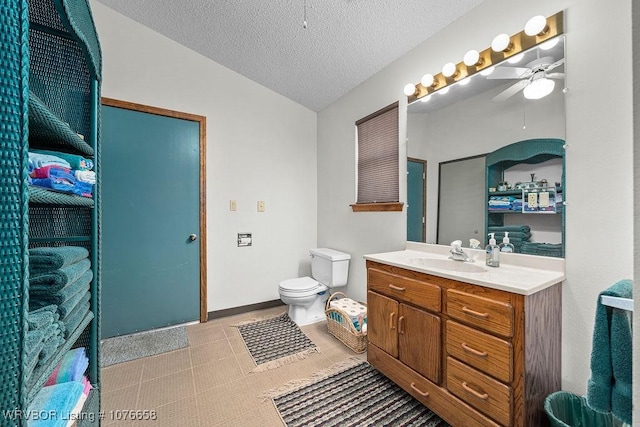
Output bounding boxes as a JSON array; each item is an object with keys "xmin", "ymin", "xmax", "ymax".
[{"xmin": 238, "ymin": 233, "xmax": 252, "ymax": 247}]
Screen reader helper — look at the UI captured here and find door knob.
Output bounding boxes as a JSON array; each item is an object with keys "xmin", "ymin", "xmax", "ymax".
[{"xmin": 189, "ymin": 234, "xmax": 197, "ymax": 241}]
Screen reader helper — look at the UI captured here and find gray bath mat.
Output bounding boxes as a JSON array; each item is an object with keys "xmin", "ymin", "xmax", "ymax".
[
  {"xmin": 269, "ymin": 360, "xmax": 450, "ymax": 427},
  {"xmin": 236, "ymin": 313, "xmax": 318, "ymax": 372},
  {"xmin": 101, "ymin": 326, "xmax": 188, "ymax": 366}
]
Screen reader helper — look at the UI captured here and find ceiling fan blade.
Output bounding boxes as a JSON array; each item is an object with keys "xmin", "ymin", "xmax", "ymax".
[
  {"xmin": 491, "ymin": 80, "xmax": 530, "ymax": 102},
  {"xmin": 546, "ymin": 57, "xmax": 565, "ymax": 72},
  {"xmin": 546, "ymin": 72, "xmax": 565, "ymax": 80},
  {"xmin": 486, "ymin": 66, "xmax": 530, "ymax": 80}
]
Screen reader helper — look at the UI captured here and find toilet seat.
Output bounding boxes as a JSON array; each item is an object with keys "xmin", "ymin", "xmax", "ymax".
[{"xmin": 279, "ymin": 277, "xmax": 324, "ymax": 295}]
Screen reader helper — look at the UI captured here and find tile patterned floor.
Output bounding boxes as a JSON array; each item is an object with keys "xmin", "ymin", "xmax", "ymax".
[{"xmin": 101, "ymin": 306, "xmax": 367, "ymax": 426}]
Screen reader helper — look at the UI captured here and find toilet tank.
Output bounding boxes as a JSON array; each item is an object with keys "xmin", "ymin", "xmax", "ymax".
[{"xmin": 310, "ymin": 248, "xmax": 350, "ymax": 287}]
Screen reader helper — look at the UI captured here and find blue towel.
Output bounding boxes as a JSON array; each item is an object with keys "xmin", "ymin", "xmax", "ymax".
[
  {"xmin": 586, "ymin": 279, "xmax": 633, "ymax": 424},
  {"xmin": 29, "ymin": 259, "xmax": 91, "ymax": 293},
  {"xmin": 27, "ymin": 382, "xmax": 85, "ymax": 427},
  {"xmin": 29, "ymin": 246, "xmax": 89, "ymax": 274},
  {"xmin": 28, "ymin": 152, "xmax": 71, "ymax": 169},
  {"xmin": 30, "ymin": 167, "xmax": 77, "ymax": 193}
]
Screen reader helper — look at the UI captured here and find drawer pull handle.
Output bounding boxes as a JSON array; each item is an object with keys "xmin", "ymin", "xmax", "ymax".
[
  {"xmin": 461, "ymin": 342, "xmax": 488, "ymax": 358},
  {"xmin": 389, "ymin": 284, "xmax": 406, "ymax": 292},
  {"xmin": 462, "ymin": 306, "xmax": 489, "ymax": 319},
  {"xmin": 462, "ymin": 382, "xmax": 489, "ymax": 400},
  {"xmin": 390, "ymin": 312, "xmax": 396, "ymax": 330},
  {"xmin": 410, "ymin": 382, "xmax": 429, "ymax": 397},
  {"xmin": 398, "ymin": 316, "xmax": 405, "ymax": 335}
]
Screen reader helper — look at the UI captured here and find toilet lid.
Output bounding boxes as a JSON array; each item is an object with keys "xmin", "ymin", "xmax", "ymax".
[{"xmin": 279, "ymin": 277, "xmax": 319, "ymax": 293}]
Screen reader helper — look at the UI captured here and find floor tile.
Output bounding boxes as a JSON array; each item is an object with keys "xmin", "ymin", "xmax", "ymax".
[
  {"xmin": 190, "ymin": 338, "xmax": 234, "ymax": 366},
  {"xmin": 187, "ymin": 324, "xmax": 227, "ymax": 347},
  {"xmin": 192, "ymin": 356, "xmax": 243, "ymax": 394},
  {"xmin": 101, "ymin": 359, "xmax": 144, "ymax": 392},
  {"xmin": 137, "ymin": 369, "xmax": 195, "ymax": 409},
  {"xmin": 141, "ymin": 348, "xmax": 191, "ymax": 381}
]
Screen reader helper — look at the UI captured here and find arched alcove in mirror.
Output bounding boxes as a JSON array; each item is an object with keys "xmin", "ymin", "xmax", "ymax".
[{"xmin": 406, "ymin": 35, "xmax": 566, "ymax": 258}]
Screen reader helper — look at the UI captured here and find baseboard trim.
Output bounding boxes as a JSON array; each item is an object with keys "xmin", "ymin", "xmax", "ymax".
[{"xmin": 208, "ymin": 299, "xmax": 285, "ymax": 320}]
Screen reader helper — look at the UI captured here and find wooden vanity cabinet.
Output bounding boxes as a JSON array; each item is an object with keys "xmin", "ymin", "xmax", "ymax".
[{"xmin": 366, "ymin": 260, "xmax": 562, "ymax": 427}]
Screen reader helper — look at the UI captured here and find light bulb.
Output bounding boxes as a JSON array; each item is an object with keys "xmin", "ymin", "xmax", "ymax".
[
  {"xmin": 463, "ymin": 50, "xmax": 480, "ymax": 67},
  {"xmin": 491, "ymin": 33, "xmax": 511, "ymax": 52},
  {"xmin": 525, "ymin": 15, "xmax": 547, "ymax": 36},
  {"xmin": 507, "ymin": 53, "xmax": 525, "ymax": 64},
  {"xmin": 523, "ymin": 77, "xmax": 555, "ymax": 99},
  {"xmin": 438, "ymin": 87, "xmax": 450, "ymax": 95},
  {"xmin": 420, "ymin": 73, "xmax": 435, "ymax": 88},
  {"xmin": 404, "ymin": 83, "xmax": 417, "ymax": 96},
  {"xmin": 540, "ymin": 37, "xmax": 560, "ymax": 51},
  {"xmin": 480, "ymin": 66, "xmax": 495, "ymax": 76},
  {"xmin": 442, "ymin": 62, "xmax": 457, "ymax": 78}
]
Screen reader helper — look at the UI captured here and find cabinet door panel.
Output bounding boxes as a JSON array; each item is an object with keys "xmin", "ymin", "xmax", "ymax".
[
  {"xmin": 367, "ymin": 291, "xmax": 398, "ymax": 357},
  {"xmin": 399, "ymin": 304, "xmax": 441, "ymax": 384}
]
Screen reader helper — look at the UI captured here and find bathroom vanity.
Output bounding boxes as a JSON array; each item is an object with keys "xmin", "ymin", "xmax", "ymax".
[{"xmin": 364, "ymin": 243, "xmax": 564, "ymax": 427}]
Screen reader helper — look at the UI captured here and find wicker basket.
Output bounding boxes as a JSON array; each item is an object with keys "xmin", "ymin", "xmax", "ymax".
[{"xmin": 325, "ymin": 292, "xmax": 367, "ymax": 353}]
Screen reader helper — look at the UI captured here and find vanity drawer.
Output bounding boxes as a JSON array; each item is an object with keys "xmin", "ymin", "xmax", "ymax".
[
  {"xmin": 368, "ymin": 268, "xmax": 441, "ymax": 312},
  {"xmin": 446, "ymin": 321, "xmax": 512, "ymax": 383},
  {"xmin": 446, "ymin": 289, "xmax": 513, "ymax": 338},
  {"xmin": 447, "ymin": 357, "xmax": 512, "ymax": 427}
]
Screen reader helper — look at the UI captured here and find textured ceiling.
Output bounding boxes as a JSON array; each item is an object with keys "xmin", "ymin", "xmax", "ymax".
[{"xmin": 95, "ymin": 0, "xmax": 484, "ymax": 111}]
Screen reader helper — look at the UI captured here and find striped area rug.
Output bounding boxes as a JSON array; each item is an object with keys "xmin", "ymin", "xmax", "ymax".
[
  {"xmin": 237, "ymin": 313, "xmax": 318, "ymax": 372},
  {"xmin": 271, "ymin": 360, "xmax": 450, "ymax": 427}
]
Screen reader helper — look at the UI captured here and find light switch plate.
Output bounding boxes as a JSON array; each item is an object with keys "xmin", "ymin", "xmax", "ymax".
[{"xmin": 257, "ymin": 201, "xmax": 265, "ymax": 212}]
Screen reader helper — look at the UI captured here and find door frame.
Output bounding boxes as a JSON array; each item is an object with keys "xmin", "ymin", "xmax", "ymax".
[
  {"xmin": 102, "ymin": 97, "xmax": 208, "ymax": 323},
  {"xmin": 407, "ymin": 157, "xmax": 427, "ymax": 242}
]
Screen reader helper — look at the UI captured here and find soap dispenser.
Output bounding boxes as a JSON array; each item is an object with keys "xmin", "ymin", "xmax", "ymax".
[
  {"xmin": 500, "ymin": 231, "xmax": 515, "ymax": 253},
  {"xmin": 486, "ymin": 233, "xmax": 500, "ymax": 267}
]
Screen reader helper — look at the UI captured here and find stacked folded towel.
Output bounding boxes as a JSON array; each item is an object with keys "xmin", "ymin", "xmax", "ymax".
[
  {"xmin": 45, "ymin": 348, "xmax": 89, "ymax": 386},
  {"xmin": 28, "ymin": 149, "xmax": 95, "ymax": 198},
  {"xmin": 29, "ymin": 246, "xmax": 93, "ymax": 341},
  {"xmin": 520, "ymin": 242, "xmax": 563, "ymax": 258},
  {"xmin": 488, "ymin": 196, "xmax": 516, "ymax": 211},
  {"xmin": 27, "ymin": 382, "xmax": 85, "ymax": 427},
  {"xmin": 24, "ymin": 305, "xmax": 65, "ymax": 383}
]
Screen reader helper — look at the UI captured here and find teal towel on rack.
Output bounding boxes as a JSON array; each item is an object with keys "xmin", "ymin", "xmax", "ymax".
[
  {"xmin": 27, "ymin": 382, "xmax": 85, "ymax": 427},
  {"xmin": 586, "ymin": 279, "xmax": 633, "ymax": 425},
  {"xmin": 29, "ymin": 259, "xmax": 90, "ymax": 293},
  {"xmin": 58, "ymin": 289, "xmax": 90, "ymax": 318},
  {"xmin": 62, "ymin": 301, "xmax": 90, "ymax": 339},
  {"xmin": 29, "ymin": 246, "xmax": 89, "ymax": 273},
  {"xmin": 30, "ymin": 269, "xmax": 93, "ymax": 305},
  {"xmin": 27, "ymin": 311, "xmax": 56, "ymax": 331},
  {"xmin": 29, "ymin": 304, "xmax": 57, "ymax": 315},
  {"xmin": 60, "ymin": 292, "xmax": 90, "ymax": 324}
]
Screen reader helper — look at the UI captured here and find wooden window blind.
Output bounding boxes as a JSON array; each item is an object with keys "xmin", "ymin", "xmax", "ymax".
[{"xmin": 355, "ymin": 102, "xmax": 400, "ymax": 207}]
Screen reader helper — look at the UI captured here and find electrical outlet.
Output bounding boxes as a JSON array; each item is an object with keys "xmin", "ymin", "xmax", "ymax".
[
  {"xmin": 257, "ymin": 201, "xmax": 265, "ymax": 212},
  {"xmin": 230, "ymin": 200, "xmax": 237, "ymax": 211}
]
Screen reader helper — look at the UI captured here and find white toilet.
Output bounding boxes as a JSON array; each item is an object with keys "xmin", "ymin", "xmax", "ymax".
[{"xmin": 279, "ymin": 248, "xmax": 351, "ymax": 326}]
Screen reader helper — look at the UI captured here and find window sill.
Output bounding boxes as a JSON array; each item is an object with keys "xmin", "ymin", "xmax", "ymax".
[{"xmin": 350, "ymin": 202, "xmax": 404, "ymax": 212}]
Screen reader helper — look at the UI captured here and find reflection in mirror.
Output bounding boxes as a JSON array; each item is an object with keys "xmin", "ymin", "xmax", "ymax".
[{"xmin": 406, "ymin": 36, "xmax": 565, "ymax": 252}]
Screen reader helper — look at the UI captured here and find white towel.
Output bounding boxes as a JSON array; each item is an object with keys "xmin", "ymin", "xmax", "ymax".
[{"xmin": 75, "ymin": 170, "xmax": 96, "ymax": 185}]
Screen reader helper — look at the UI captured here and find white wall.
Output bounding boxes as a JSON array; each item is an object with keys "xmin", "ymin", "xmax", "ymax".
[
  {"xmin": 318, "ymin": 0, "xmax": 634, "ymax": 399},
  {"xmin": 407, "ymin": 82, "xmax": 565, "ymax": 244},
  {"xmin": 91, "ymin": 1, "xmax": 318, "ymax": 311}
]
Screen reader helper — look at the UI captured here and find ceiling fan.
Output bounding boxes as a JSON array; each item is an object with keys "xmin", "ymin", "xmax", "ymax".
[{"xmin": 489, "ymin": 56, "xmax": 565, "ymax": 102}]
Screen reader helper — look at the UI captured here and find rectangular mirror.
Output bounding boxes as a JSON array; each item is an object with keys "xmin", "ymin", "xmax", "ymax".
[{"xmin": 407, "ymin": 36, "xmax": 566, "ymax": 256}]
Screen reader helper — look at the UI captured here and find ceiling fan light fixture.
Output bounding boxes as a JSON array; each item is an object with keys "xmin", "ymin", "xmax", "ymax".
[
  {"xmin": 463, "ymin": 50, "xmax": 481, "ymax": 67},
  {"xmin": 523, "ymin": 77, "xmax": 555, "ymax": 100},
  {"xmin": 491, "ymin": 33, "xmax": 512, "ymax": 52},
  {"xmin": 421, "ymin": 73, "xmax": 435, "ymax": 88},
  {"xmin": 525, "ymin": 15, "xmax": 548, "ymax": 36},
  {"xmin": 442, "ymin": 62, "xmax": 457, "ymax": 78},
  {"xmin": 404, "ymin": 83, "xmax": 417, "ymax": 96}
]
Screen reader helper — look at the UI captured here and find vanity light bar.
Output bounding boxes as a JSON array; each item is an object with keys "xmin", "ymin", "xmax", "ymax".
[{"xmin": 404, "ymin": 11, "xmax": 564, "ymax": 103}]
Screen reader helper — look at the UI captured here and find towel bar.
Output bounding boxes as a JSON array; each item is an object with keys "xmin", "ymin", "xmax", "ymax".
[{"xmin": 600, "ymin": 296, "xmax": 634, "ymax": 312}]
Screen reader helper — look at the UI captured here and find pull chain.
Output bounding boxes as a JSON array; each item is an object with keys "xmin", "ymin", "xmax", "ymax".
[
  {"xmin": 303, "ymin": 0, "xmax": 308, "ymax": 29},
  {"xmin": 522, "ymin": 94, "xmax": 527, "ymax": 130}
]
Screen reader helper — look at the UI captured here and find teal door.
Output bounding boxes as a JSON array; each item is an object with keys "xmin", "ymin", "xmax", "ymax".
[
  {"xmin": 407, "ymin": 159, "xmax": 426, "ymax": 242},
  {"xmin": 101, "ymin": 104, "xmax": 201, "ymax": 338}
]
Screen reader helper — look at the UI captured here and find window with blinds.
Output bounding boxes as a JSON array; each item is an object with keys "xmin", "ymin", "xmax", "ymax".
[{"xmin": 352, "ymin": 102, "xmax": 402, "ymax": 212}]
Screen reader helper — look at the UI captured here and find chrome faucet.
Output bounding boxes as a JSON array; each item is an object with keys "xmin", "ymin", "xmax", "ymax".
[{"xmin": 449, "ymin": 240, "xmax": 474, "ymax": 262}]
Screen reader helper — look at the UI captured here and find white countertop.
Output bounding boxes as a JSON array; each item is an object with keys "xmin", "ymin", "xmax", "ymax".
[{"xmin": 363, "ymin": 242, "xmax": 565, "ymax": 295}]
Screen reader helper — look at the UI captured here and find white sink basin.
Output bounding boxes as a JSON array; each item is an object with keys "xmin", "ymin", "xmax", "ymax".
[{"xmin": 406, "ymin": 257, "xmax": 487, "ymax": 273}]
